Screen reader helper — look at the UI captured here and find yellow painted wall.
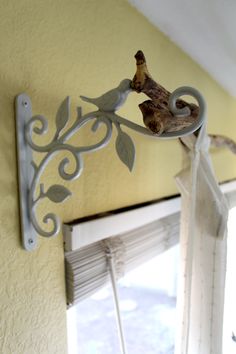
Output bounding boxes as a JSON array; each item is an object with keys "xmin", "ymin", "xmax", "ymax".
[{"xmin": 0, "ymin": 0, "xmax": 236, "ymax": 353}]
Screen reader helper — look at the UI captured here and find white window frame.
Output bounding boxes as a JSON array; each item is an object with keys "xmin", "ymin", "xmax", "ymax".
[
  {"xmin": 63, "ymin": 196, "xmax": 181, "ymax": 251},
  {"xmin": 63, "ymin": 179, "xmax": 236, "ymax": 252}
]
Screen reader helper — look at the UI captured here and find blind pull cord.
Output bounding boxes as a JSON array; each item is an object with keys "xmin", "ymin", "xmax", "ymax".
[{"xmin": 106, "ymin": 249, "xmax": 127, "ymax": 354}]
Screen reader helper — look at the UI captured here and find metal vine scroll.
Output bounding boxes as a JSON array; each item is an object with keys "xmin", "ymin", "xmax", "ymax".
[{"xmin": 15, "ymin": 79, "xmax": 206, "ymax": 251}]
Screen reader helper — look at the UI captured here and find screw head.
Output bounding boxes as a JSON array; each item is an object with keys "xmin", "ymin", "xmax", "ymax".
[
  {"xmin": 22, "ymin": 101, "xmax": 28, "ymax": 107},
  {"xmin": 28, "ymin": 238, "xmax": 34, "ymax": 244}
]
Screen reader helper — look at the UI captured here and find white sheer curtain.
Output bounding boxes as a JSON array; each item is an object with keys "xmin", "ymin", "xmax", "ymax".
[{"xmin": 174, "ymin": 123, "xmax": 229, "ymax": 354}]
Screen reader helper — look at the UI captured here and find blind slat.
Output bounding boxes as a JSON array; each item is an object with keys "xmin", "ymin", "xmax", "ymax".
[{"xmin": 65, "ymin": 212, "xmax": 180, "ymax": 305}]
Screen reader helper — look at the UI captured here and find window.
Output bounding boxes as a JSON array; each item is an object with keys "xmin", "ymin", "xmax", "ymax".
[
  {"xmin": 67, "ymin": 246, "xmax": 179, "ymax": 354},
  {"xmin": 64, "ymin": 197, "xmax": 180, "ymax": 354},
  {"xmin": 64, "ymin": 180, "xmax": 236, "ymax": 354}
]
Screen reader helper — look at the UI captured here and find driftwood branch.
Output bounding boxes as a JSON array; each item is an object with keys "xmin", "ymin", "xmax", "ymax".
[
  {"xmin": 131, "ymin": 50, "xmax": 199, "ymax": 135},
  {"xmin": 130, "ymin": 50, "xmax": 236, "ymax": 156},
  {"xmin": 209, "ymin": 134, "xmax": 236, "ymax": 154}
]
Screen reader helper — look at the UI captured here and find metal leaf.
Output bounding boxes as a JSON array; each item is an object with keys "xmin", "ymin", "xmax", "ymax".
[
  {"xmin": 45, "ymin": 184, "xmax": 72, "ymax": 203},
  {"xmin": 55, "ymin": 97, "xmax": 70, "ymax": 134},
  {"xmin": 115, "ymin": 131, "xmax": 135, "ymax": 171}
]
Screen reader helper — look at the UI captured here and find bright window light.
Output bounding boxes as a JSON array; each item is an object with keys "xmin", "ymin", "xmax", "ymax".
[{"xmin": 67, "ymin": 246, "xmax": 179, "ymax": 354}]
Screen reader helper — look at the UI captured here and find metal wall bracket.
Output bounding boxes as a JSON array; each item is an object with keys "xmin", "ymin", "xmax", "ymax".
[
  {"xmin": 15, "ymin": 81, "xmax": 205, "ymax": 251},
  {"xmin": 15, "ymin": 94, "xmax": 37, "ymax": 250}
]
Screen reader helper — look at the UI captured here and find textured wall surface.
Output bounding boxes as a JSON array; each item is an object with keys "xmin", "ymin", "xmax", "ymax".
[{"xmin": 0, "ymin": 0, "xmax": 236, "ymax": 353}]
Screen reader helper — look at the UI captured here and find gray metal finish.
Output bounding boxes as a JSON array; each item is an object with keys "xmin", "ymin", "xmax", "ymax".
[
  {"xmin": 15, "ymin": 94, "xmax": 37, "ymax": 250},
  {"xmin": 15, "ymin": 81, "xmax": 206, "ymax": 251}
]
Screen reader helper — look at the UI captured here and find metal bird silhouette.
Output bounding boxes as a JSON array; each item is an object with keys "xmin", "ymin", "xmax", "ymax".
[{"xmin": 80, "ymin": 79, "xmax": 132, "ymax": 112}]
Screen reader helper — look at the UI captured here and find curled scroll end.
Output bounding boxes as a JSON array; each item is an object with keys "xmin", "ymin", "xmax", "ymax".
[
  {"xmin": 131, "ymin": 51, "xmax": 202, "ymax": 136},
  {"xmin": 42, "ymin": 213, "xmax": 60, "ymax": 238},
  {"xmin": 30, "ymin": 115, "xmax": 48, "ymax": 135},
  {"xmin": 168, "ymin": 86, "xmax": 206, "ymax": 136}
]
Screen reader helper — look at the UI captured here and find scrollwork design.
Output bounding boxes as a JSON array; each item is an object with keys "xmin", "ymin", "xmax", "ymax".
[
  {"xmin": 23, "ymin": 84, "xmax": 206, "ymax": 240},
  {"xmin": 27, "ymin": 109, "xmax": 113, "ymax": 238},
  {"xmin": 167, "ymin": 86, "xmax": 206, "ymax": 138}
]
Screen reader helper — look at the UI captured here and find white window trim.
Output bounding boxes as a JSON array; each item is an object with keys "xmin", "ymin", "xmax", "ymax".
[
  {"xmin": 63, "ymin": 179, "xmax": 236, "ymax": 252},
  {"xmin": 63, "ymin": 197, "xmax": 181, "ymax": 251}
]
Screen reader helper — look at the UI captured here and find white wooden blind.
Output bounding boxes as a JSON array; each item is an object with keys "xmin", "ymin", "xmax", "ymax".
[{"xmin": 65, "ymin": 212, "xmax": 180, "ymax": 305}]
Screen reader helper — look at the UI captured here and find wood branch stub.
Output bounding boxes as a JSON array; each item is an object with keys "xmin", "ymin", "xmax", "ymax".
[
  {"xmin": 209, "ymin": 134, "xmax": 236, "ymax": 154},
  {"xmin": 131, "ymin": 50, "xmax": 199, "ymax": 135}
]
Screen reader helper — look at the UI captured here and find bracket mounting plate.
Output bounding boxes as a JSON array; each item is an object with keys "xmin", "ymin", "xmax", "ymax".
[{"xmin": 15, "ymin": 94, "xmax": 37, "ymax": 251}]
